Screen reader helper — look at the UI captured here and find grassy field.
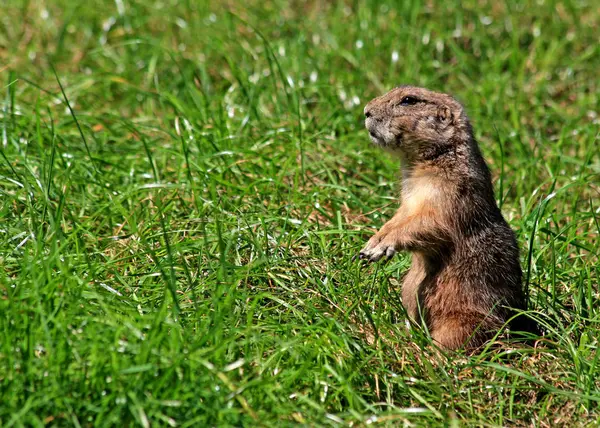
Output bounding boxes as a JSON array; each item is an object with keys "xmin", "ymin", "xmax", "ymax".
[{"xmin": 1, "ymin": 0, "xmax": 599, "ymax": 425}]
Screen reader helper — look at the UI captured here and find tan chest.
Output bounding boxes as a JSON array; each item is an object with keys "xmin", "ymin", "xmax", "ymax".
[{"xmin": 400, "ymin": 174, "xmax": 446, "ymax": 217}]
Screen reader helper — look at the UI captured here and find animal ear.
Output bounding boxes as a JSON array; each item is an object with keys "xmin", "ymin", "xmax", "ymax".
[{"xmin": 437, "ymin": 105, "xmax": 453, "ymax": 125}]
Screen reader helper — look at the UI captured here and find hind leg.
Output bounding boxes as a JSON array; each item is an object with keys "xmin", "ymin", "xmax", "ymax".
[
  {"xmin": 430, "ymin": 312, "xmax": 497, "ymax": 350},
  {"xmin": 401, "ymin": 255, "xmax": 426, "ymax": 320}
]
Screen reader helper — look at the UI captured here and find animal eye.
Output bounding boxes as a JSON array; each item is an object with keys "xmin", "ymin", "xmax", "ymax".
[{"xmin": 399, "ymin": 96, "xmax": 419, "ymax": 106}]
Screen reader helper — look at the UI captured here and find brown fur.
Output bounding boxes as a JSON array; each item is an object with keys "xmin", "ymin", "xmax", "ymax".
[{"xmin": 359, "ymin": 86, "xmax": 525, "ymax": 350}]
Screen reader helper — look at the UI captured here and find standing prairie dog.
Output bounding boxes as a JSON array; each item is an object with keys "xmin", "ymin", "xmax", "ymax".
[{"xmin": 360, "ymin": 86, "xmax": 525, "ymax": 350}]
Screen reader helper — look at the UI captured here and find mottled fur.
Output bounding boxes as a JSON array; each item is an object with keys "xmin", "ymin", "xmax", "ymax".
[{"xmin": 360, "ymin": 86, "xmax": 525, "ymax": 350}]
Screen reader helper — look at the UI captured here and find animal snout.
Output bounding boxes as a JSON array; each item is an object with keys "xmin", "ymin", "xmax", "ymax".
[{"xmin": 364, "ymin": 106, "xmax": 372, "ymax": 118}]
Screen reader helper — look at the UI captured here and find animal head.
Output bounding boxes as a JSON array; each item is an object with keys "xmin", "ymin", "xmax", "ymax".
[{"xmin": 364, "ymin": 86, "xmax": 470, "ymax": 159}]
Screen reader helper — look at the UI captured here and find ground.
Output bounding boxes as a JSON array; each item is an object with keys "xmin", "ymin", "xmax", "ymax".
[{"xmin": 1, "ymin": 0, "xmax": 599, "ymax": 426}]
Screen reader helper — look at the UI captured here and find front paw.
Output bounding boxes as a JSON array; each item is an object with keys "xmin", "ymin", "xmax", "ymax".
[{"xmin": 359, "ymin": 234, "xmax": 398, "ymax": 262}]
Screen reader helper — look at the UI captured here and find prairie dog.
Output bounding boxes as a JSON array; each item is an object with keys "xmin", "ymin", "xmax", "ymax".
[{"xmin": 360, "ymin": 86, "xmax": 525, "ymax": 350}]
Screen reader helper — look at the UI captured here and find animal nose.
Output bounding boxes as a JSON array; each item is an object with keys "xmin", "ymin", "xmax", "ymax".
[{"xmin": 364, "ymin": 106, "xmax": 372, "ymax": 118}]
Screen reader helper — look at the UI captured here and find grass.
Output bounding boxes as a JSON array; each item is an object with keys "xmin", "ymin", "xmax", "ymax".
[{"xmin": 0, "ymin": 0, "xmax": 599, "ymax": 425}]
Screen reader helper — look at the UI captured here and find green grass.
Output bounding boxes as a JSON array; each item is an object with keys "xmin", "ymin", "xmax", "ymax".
[{"xmin": 1, "ymin": 0, "xmax": 599, "ymax": 425}]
